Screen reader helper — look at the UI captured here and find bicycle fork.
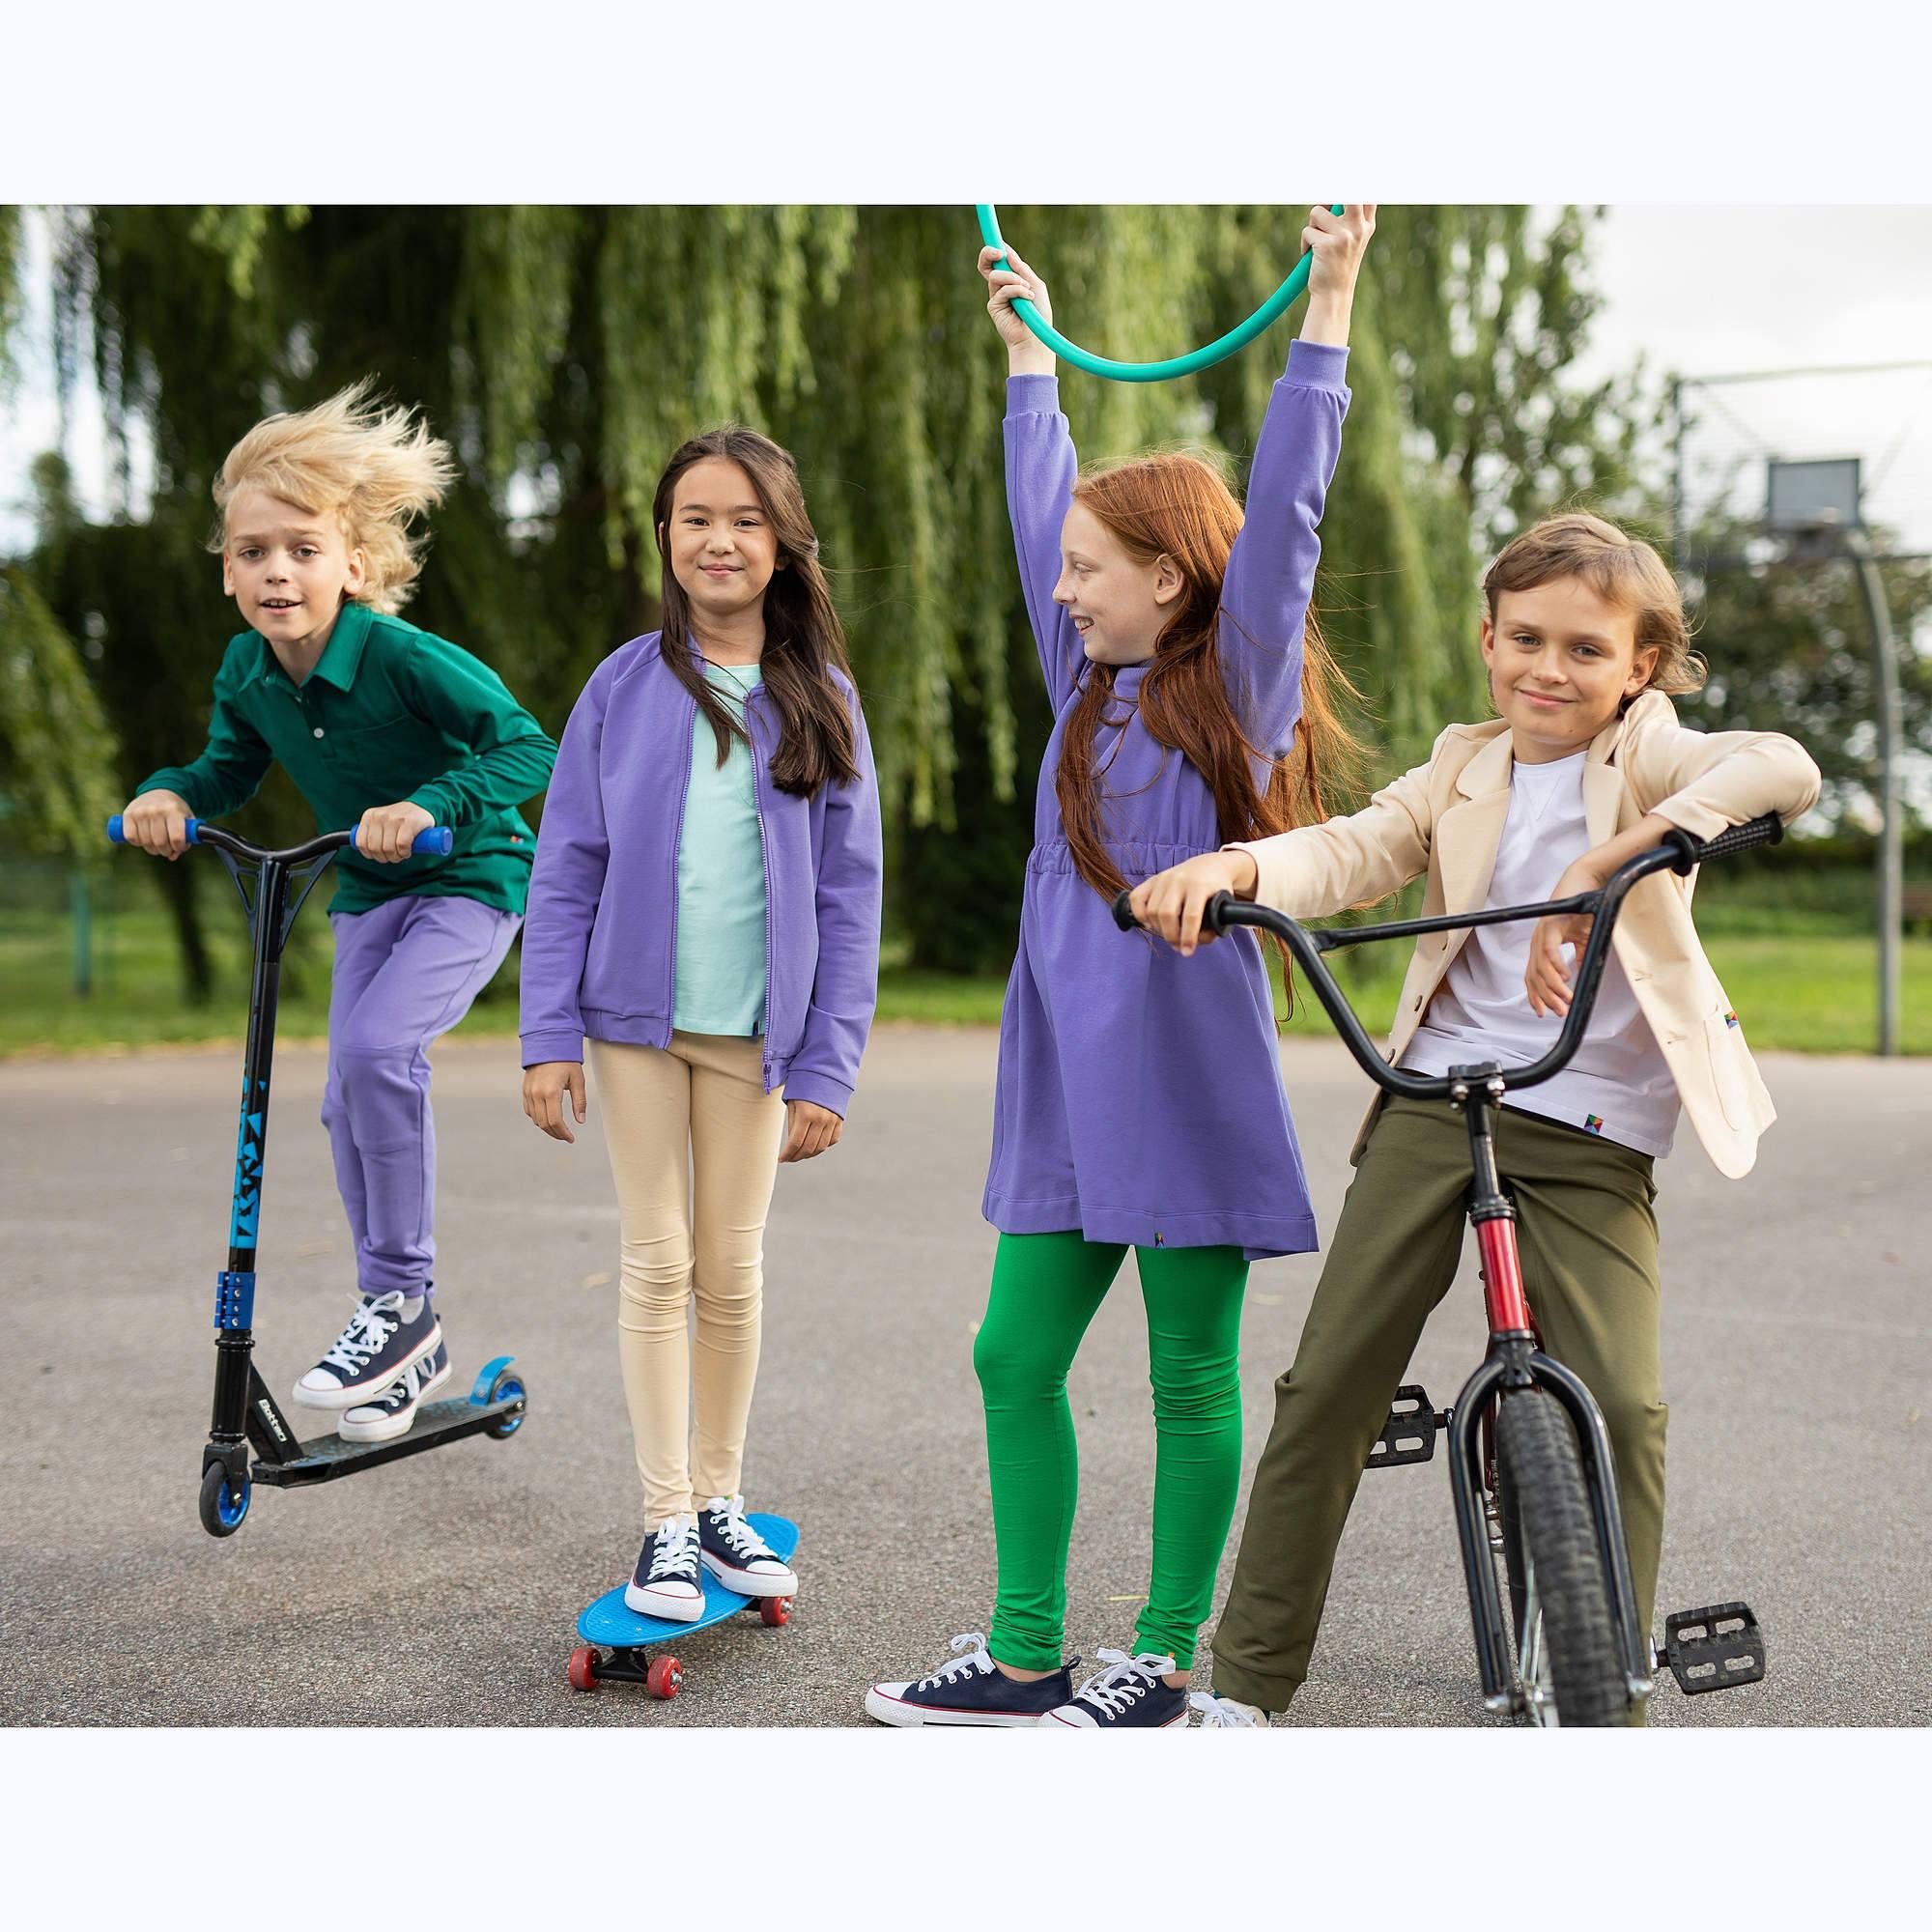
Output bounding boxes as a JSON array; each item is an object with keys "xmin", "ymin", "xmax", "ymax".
[{"xmin": 1442, "ymin": 1068, "xmax": 1654, "ymax": 1719}]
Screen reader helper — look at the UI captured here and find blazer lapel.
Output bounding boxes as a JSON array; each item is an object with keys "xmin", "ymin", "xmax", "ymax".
[
  {"xmin": 1437, "ymin": 729, "xmax": 1514, "ymax": 917},
  {"xmin": 1582, "ymin": 710, "xmax": 1627, "ymax": 846}
]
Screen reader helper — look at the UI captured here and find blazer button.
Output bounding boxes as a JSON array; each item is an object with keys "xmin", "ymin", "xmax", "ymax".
[{"xmin": 313, "ymin": 726, "xmax": 326, "ymax": 738}]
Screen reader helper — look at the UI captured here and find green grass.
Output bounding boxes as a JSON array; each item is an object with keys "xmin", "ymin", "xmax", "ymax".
[{"xmin": 2, "ymin": 900, "xmax": 1926, "ymax": 1059}]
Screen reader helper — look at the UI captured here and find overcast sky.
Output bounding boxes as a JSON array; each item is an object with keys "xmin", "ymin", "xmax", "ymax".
[{"xmin": 6, "ymin": 205, "xmax": 1931, "ymax": 554}]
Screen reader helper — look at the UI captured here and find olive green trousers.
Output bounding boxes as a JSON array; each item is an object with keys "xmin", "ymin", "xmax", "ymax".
[{"xmin": 1210, "ymin": 1096, "xmax": 1666, "ymax": 1721}]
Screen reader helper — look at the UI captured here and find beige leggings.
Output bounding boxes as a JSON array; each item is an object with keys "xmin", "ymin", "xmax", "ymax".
[{"xmin": 587, "ymin": 1033, "xmax": 787, "ymax": 1528}]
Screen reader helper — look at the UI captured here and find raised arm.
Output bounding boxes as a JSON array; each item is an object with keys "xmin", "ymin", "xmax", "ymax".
[
  {"xmin": 981, "ymin": 243, "xmax": 1085, "ymax": 710},
  {"xmin": 1217, "ymin": 206, "xmax": 1374, "ymax": 758}
]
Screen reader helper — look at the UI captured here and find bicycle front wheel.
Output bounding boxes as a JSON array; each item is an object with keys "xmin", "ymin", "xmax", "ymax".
[{"xmin": 1494, "ymin": 1389, "xmax": 1628, "ymax": 1727}]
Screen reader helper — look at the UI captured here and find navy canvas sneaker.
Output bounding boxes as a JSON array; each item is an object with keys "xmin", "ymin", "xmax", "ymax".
[
  {"xmin": 866, "ymin": 1633, "xmax": 1077, "ymax": 1728},
  {"xmin": 625, "ymin": 1513, "xmax": 705, "ymax": 1622},
  {"xmin": 293, "ymin": 1290, "xmax": 440, "ymax": 1409},
  {"xmin": 699, "ymin": 1494, "xmax": 797, "ymax": 1597},
  {"xmin": 1039, "ymin": 1649, "xmax": 1190, "ymax": 1729},
  {"xmin": 338, "ymin": 1341, "xmax": 452, "ymax": 1443}
]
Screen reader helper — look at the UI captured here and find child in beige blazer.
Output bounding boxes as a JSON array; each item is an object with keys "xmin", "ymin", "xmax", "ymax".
[{"xmin": 1129, "ymin": 511, "xmax": 1821, "ymax": 1724}]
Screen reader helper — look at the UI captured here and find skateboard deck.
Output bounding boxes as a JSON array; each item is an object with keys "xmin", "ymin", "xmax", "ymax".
[{"xmin": 578, "ymin": 1513, "xmax": 799, "ymax": 1646}]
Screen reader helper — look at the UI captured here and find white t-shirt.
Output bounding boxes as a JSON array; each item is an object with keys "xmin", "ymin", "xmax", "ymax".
[{"xmin": 1397, "ymin": 750, "xmax": 1680, "ymax": 1157}]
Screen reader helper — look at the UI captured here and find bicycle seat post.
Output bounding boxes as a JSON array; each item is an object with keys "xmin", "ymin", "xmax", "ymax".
[{"xmin": 1450, "ymin": 1065, "xmax": 1536, "ymax": 1355}]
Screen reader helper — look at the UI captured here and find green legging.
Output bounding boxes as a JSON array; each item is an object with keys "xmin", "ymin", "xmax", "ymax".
[{"xmin": 972, "ymin": 1230, "xmax": 1248, "ymax": 1672}]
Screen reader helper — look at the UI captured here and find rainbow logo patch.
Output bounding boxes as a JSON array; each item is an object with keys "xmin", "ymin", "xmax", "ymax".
[
  {"xmin": 1725, "ymin": 1010, "xmax": 1740, "ymax": 1029},
  {"xmin": 1583, "ymin": 1115, "xmax": 1605, "ymax": 1135}
]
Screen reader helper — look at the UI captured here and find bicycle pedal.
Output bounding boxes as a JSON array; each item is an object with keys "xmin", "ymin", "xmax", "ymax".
[
  {"xmin": 1662, "ymin": 1602, "xmax": 1766, "ymax": 1694},
  {"xmin": 1366, "ymin": 1385, "xmax": 1441, "ymax": 1469}
]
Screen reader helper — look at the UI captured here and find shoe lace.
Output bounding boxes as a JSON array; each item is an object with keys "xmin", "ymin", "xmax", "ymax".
[
  {"xmin": 1072, "ymin": 1647, "xmax": 1178, "ymax": 1717},
  {"xmin": 319, "ymin": 1293, "xmax": 402, "ymax": 1375},
  {"xmin": 373, "ymin": 1351, "xmax": 438, "ymax": 1411},
  {"xmin": 1189, "ymin": 1691, "xmax": 1261, "ymax": 1728},
  {"xmin": 917, "ymin": 1633, "xmax": 995, "ymax": 1690},
  {"xmin": 706, "ymin": 1499, "xmax": 776, "ymax": 1561},
  {"xmin": 647, "ymin": 1517, "xmax": 700, "ymax": 1583}
]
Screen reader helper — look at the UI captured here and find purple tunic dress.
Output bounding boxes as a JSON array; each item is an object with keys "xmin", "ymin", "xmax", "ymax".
[{"xmin": 982, "ymin": 339, "xmax": 1350, "ymax": 1260}]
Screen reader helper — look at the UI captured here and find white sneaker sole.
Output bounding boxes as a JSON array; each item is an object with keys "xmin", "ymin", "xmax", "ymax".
[
  {"xmin": 624, "ymin": 1581, "xmax": 706, "ymax": 1622},
  {"xmin": 1039, "ymin": 1706, "xmax": 1190, "ymax": 1729},
  {"xmin": 337, "ymin": 1357, "xmax": 453, "ymax": 1443},
  {"xmin": 293, "ymin": 1319, "xmax": 442, "ymax": 1409},
  {"xmin": 863, "ymin": 1687, "xmax": 1050, "ymax": 1728},
  {"xmin": 700, "ymin": 1549, "xmax": 798, "ymax": 1598}
]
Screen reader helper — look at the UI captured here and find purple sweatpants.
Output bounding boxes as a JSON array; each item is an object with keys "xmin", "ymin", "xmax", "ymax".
[{"xmin": 323, "ymin": 894, "xmax": 521, "ymax": 1299}]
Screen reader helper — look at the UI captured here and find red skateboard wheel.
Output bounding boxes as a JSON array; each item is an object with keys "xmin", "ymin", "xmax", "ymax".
[
  {"xmin": 647, "ymin": 1655, "xmax": 683, "ymax": 1699},
  {"xmin": 567, "ymin": 1644, "xmax": 601, "ymax": 1692},
  {"xmin": 760, "ymin": 1596, "xmax": 791, "ymax": 1628}
]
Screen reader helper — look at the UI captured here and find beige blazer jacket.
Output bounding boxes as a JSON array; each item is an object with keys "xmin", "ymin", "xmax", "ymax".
[{"xmin": 1232, "ymin": 692, "xmax": 1822, "ymax": 1178}]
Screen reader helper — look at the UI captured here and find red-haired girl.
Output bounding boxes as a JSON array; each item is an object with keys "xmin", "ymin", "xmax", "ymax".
[{"xmin": 866, "ymin": 209, "xmax": 1376, "ymax": 1728}]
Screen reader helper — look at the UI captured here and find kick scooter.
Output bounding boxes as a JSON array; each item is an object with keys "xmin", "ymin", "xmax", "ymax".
[{"xmin": 108, "ymin": 814, "xmax": 529, "ymax": 1538}]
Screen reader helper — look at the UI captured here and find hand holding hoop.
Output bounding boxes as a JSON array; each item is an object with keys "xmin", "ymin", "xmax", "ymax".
[{"xmin": 976, "ymin": 203, "xmax": 1347, "ymax": 384}]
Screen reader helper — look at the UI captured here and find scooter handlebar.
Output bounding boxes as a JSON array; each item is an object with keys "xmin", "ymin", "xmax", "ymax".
[
  {"xmin": 108, "ymin": 813, "xmax": 202, "ymax": 846},
  {"xmin": 109, "ymin": 816, "xmax": 452, "ymax": 859},
  {"xmin": 350, "ymin": 824, "xmax": 454, "ymax": 858}
]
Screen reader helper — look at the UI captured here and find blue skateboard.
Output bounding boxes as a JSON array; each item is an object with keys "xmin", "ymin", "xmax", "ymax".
[{"xmin": 567, "ymin": 1513, "xmax": 799, "ymax": 1699}]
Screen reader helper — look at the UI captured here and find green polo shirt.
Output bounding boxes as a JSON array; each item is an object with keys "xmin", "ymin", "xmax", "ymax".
[{"xmin": 137, "ymin": 600, "xmax": 557, "ymax": 915}]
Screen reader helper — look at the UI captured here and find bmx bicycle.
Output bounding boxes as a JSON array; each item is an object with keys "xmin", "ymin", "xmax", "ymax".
[
  {"xmin": 108, "ymin": 813, "xmax": 529, "ymax": 1538},
  {"xmin": 1116, "ymin": 815, "xmax": 1777, "ymax": 1724}
]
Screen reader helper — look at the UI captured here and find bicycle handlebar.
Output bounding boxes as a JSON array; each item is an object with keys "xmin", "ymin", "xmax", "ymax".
[
  {"xmin": 107, "ymin": 816, "xmax": 454, "ymax": 861},
  {"xmin": 1112, "ymin": 812, "xmax": 1784, "ymax": 1103}
]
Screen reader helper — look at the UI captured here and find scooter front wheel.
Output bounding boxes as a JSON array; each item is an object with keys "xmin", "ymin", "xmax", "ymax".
[{"xmin": 198, "ymin": 1463, "xmax": 251, "ymax": 1538}]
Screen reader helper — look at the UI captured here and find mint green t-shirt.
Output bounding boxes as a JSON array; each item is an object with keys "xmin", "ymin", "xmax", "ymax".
[{"xmin": 672, "ymin": 660, "xmax": 768, "ymax": 1036}]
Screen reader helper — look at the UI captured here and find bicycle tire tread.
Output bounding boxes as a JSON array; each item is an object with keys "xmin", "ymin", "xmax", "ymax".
[{"xmin": 1495, "ymin": 1390, "xmax": 1628, "ymax": 1728}]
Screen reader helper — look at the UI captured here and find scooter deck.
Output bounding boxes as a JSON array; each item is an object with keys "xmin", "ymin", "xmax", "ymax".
[
  {"xmin": 250, "ymin": 1392, "xmax": 525, "ymax": 1486},
  {"xmin": 579, "ymin": 1513, "xmax": 799, "ymax": 1644}
]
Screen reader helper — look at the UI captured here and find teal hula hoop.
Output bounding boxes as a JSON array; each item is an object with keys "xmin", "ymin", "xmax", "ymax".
[{"xmin": 977, "ymin": 204, "xmax": 1345, "ymax": 384}]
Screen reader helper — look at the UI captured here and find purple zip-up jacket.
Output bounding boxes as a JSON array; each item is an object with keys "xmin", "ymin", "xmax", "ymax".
[
  {"xmin": 518, "ymin": 634, "xmax": 884, "ymax": 1117},
  {"xmin": 984, "ymin": 338, "xmax": 1350, "ymax": 1259}
]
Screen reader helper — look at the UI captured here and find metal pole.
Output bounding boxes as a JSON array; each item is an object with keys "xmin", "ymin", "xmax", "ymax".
[
  {"xmin": 1669, "ymin": 376, "xmax": 1686, "ymax": 567},
  {"xmin": 1845, "ymin": 528, "xmax": 1902, "ymax": 1057},
  {"xmin": 71, "ymin": 864, "xmax": 92, "ymax": 997}
]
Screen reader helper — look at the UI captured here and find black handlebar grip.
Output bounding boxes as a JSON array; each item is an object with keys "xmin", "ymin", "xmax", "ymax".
[
  {"xmin": 1203, "ymin": 891, "xmax": 1236, "ymax": 935},
  {"xmin": 1671, "ymin": 810, "xmax": 1785, "ymax": 873},
  {"xmin": 1111, "ymin": 889, "xmax": 1139, "ymax": 931}
]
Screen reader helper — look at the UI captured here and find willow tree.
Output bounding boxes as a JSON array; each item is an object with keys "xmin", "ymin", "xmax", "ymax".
[{"xmin": 5, "ymin": 204, "xmax": 1639, "ymax": 981}]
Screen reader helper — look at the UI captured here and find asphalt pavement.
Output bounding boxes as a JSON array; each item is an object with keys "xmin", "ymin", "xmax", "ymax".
[{"xmin": 2, "ymin": 1027, "xmax": 1925, "ymax": 1725}]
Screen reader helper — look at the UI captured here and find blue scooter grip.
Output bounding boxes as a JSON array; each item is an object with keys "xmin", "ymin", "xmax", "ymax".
[
  {"xmin": 106, "ymin": 813, "xmax": 201, "ymax": 845},
  {"xmin": 347, "ymin": 824, "xmax": 454, "ymax": 857}
]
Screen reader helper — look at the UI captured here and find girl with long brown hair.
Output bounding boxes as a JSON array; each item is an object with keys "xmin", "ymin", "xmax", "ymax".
[
  {"xmin": 866, "ymin": 208, "xmax": 1376, "ymax": 1729},
  {"xmin": 520, "ymin": 428, "xmax": 883, "ymax": 1621}
]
